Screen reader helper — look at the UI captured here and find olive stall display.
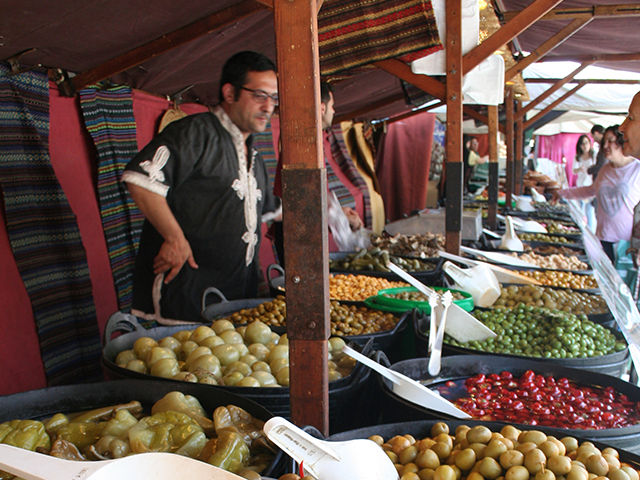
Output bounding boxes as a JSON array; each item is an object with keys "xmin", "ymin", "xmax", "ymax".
[
  {"xmin": 329, "ymin": 247, "xmax": 438, "ymax": 273},
  {"xmin": 329, "ymin": 274, "xmax": 408, "ymax": 302},
  {"xmin": 223, "ymin": 296, "xmax": 400, "ymax": 337},
  {"xmin": 114, "ymin": 321, "xmax": 356, "ymax": 387},
  {"xmin": 369, "ymin": 232, "xmax": 445, "ymax": 258},
  {"xmin": 514, "ymin": 270, "xmax": 599, "ymax": 290},
  {"xmin": 0, "ymin": 391, "xmax": 276, "ymax": 477},
  {"xmin": 314, "ymin": 420, "xmax": 640, "ymax": 480},
  {"xmin": 445, "ymin": 306, "xmax": 625, "ymax": 359},
  {"xmin": 507, "ymin": 252, "xmax": 589, "ymax": 271},
  {"xmin": 491, "ymin": 285, "xmax": 608, "ymax": 316},
  {"xmin": 517, "ymin": 233, "xmax": 574, "ymax": 245},
  {"xmin": 531, "ymin": 245, "xmax": 585, "ymax": 257}
]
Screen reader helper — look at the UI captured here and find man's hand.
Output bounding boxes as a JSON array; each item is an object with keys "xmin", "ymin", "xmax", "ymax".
[
  {"xmin": 550, "ymin": 191, "xmax": 562, "ymax": 204},
  {"xmin": 153, "ymin": 237, "xmax": 199, "ymax": 283},
  {"xmin": 342, "ymin": 207, "xmax": 363, "ymax": 231}
]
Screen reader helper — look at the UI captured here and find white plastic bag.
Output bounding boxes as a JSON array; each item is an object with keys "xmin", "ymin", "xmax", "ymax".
[{"xmin": 327, "ymin": 191, "xmax": 372, "ymax": 252}]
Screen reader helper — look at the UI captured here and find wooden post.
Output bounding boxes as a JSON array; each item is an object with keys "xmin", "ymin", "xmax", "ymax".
[
  {"xmin": 445, "ymin": 0, "xmax": 463, "ymax": 255},
  {"xmin": 273, "ymin": 0, "xmax": 330, "ymax": 434},
  {"xmin": 515, "ymin": 100, "xmax": 524, "ymax": 195},
  {"xmin": 487, "ymin": 105, "xmax": 499, "ymax": 231},
  {"xmin": 505, "ymin": 86, "xmax": 515, "ymax": 210}
]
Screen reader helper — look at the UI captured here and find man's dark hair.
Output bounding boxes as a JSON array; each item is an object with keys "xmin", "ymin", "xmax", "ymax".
[
  {"xmin": 591, "ymin": 125, "xmax": 604, "ymax": 135},
  {"xmin": 604, "ymin": 125, "xmax": 625, "ymax": 149},
  {"xmin": 320, "ymin": 81, "xmax": 333, "ymax": 105},
  {"xmin": 219, "ymin": 51, "xmax": 277, "ymax": 103}
]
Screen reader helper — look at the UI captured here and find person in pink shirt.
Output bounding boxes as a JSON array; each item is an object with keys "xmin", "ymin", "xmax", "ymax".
[{"xmin": 554, "ymin": 125, "xmax": 640, "ymax": 262}]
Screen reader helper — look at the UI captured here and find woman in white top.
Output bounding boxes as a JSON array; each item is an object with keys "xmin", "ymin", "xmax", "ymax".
[{"xmin": 572, "ymin": 134, "xmax": 596, "ymax": 232}]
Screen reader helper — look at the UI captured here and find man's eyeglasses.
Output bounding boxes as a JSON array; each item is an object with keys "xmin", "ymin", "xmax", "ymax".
[{"xmin": 240, "ymin": 86, "xmax": 279, "ymax": 106}]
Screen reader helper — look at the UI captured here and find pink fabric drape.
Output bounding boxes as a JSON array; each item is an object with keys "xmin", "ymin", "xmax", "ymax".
[
  {"xmin": 376, "ymin": 112, "xmax": 435, "ymax": 222},
  {"xmin": 536, "ymin": 133, "xmax": 584, "ymax": 187}
]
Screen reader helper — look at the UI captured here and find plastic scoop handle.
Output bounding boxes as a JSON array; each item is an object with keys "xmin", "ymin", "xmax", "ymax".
[{"xmin": 460, "ymin": 245, "xmax": 539, "ymax": 268}]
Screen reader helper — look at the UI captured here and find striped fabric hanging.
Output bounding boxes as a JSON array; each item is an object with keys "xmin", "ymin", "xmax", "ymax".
[
  {"xmin": 252, "ymin": 120, "xmax": 278, "ymax": 189},
  {"xmin": 79, "ymin": 85, "xmax": 144, "ymax": 312},
  {"xmin": 0, "ymin": 64, "xmax": 102, "ymax": 385}
]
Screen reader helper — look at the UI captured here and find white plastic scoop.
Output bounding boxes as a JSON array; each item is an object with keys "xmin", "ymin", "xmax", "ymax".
[
  {"xmin": 530, "ymin": 188, "xmax": 547, "ymax": 203},
  {"xmin": 460, "ymin": 245, "xmax": 538, "ymax": 268},
  {"xmin": 263, "ymin": 416, "xmax": 399, "ymax": 480},
  {"xmin": 483, "ymin": 228, "xmax": 501, "ymax": 239},
  {"xmin": 386, "ymin": 262, "xmax": 496, "ymax": 342},
  {"xmin": 513, "ymin": 195, "xmax": 536, "ymax": 212},
  {"xmin": 497, "ymin": 214, "xmax": 547, "ymax": 233},
  {"xmin": 342, "ymin": 346, "xmax": 471, "ymax": 418},
  {"xmin": 428, "ymin": 291, "xmax": 452, "ymax": 376},
  {"xmin": 501, "ymin": 216, "xmax": 524, "ymax": 252},
  {"xmin": 0, "ymin": 445, "xmax": 245, "ymax": 480},
  {"xmin": 439, "ymin": 251, "xmax": 542, "ymax": 285}
]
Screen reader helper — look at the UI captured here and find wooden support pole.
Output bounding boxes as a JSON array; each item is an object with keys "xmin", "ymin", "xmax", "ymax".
[
  {"xmin": 463, "ymin": 0, "xmax": 562, "ymax": 75},
  {"xmin": 273, "ymin": 0, "xmax": 329, "ymax": 434},
  {"xmin": 506, "ymin": 86, "xmax": 515, "ymax": 210},
  {"xmin": 445, "ymin": 0, "xmax": 463, "ymax": 255},
  {"xmin": 504, "ymin": 17, "xmax": 593, "ymax": 81},
  {"xmin": 523, "ymin": 82, "xmax": 587, "ymax": 130},
  {"xmin": 538, "ymin": 52, "xmax": 640, "ymax": 63},
  {"xmin": 503, "ymin": 3, "xmax": 640, "ymax": 22},
  {"xmin": 488, "ymin": 106, "xmax": 499, "ymax": 231},
  {"xmin": 516, "ymin": 63, "xmax": 590, "ymax": 121},
  {"xmin": 515, "ymin": 101, "xmax": 524, "ymax": 196},
  {"xmin": 526, "ymin": 78, "xmax": 640, "ymax": 84},
  {"xmin": 64, "ymin": 0, "xmax": 267, "ymax": 95}
]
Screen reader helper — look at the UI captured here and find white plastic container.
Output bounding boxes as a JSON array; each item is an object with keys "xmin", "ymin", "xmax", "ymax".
[{"xmin": 443, "ymin": 261, "xmax": 501, "ymax": 307}]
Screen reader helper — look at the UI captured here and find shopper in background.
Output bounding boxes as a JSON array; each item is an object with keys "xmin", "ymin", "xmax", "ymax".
[
  {"xmin": 572, "ymin": 134, "xmax": 596, "ymax": 232},
  {"xmin": 554, "ymin": 125, "xmax": 640, "ymax": 263},
  {"xmin": 587, "ymin": 124, "xmax": 607, "ymax": 180}
]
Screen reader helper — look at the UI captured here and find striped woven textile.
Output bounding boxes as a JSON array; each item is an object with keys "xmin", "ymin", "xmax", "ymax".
[
  {"xmin": 79, "ymin": 85, "xmax": 143, "ymax": 312},
  {"xmin": 0, "ymin": 64, "xmax": 102, "ymax": 385},
  {"xmin": 402, "ymin": 79, "xmax": 438, "ymax": 108},
  {"xmin": 325, "ymin": 145, "xmax": 356, "ymax": 211},
  {"xmin": 318, "ymin": 0, "xmax": 442, "ymax": 78},
  {"xmin": 252, "ymin": 120, "xmax": 278, "ymax": 189},
  {"xmin": 328, "ymin": 126, "xmax": 372, "ymax": 228}
]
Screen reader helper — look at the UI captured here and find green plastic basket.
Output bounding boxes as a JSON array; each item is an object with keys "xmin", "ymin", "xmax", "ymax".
[{"xmin": 371, "ymin": 286, "xmax": 474, "ymax": 314}]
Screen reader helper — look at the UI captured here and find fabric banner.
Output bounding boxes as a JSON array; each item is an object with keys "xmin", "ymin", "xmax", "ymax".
[
  {"xmin": 79, "ymin": 86, "xmax": 143, "ymax": 312},
  {"xmin": 318, "ymin": 0, "xmax": 442, "ymax": 78},
  {"xmin": 252, "ymin": 119, "xmax": 278, "ymax": 189},
  {"xmin": 0, "ymin": 64, "xmax": 102, "ymax": 385}
]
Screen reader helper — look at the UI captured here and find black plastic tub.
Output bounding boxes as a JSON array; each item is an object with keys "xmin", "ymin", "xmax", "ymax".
[
  {"xmin": 376, "ymin": 355, "xmax": 640, "ymax": 454},
  {"xmin": 200, "ymin": 287, "xmax": 275, "ymax": 323},
  {"xmin": 101, "ymin": 313, "xmax": 374, "ymax": 435},
  {"xmin": 0, "ymin": 378, "xmax": 285, "ymax": 477},
  {"xmin": 413, "ymin": 314, "xmax": 630, "ymax": 377}
]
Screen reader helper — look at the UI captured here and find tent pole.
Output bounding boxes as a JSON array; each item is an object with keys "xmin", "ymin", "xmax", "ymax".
[
  {"xmin": 273, "ymin": 0, "xmax": 330, "ymax": 435},
  {"xmin": 515, "ymin": 101, "xmax": 524, "ymax": 195},
  {"xmin": 506, "ymin": 85, "xmax": 515, "ymax": 209},
  {"xmin": 488, "ymin": 106, "xmax": 499, "ymax": 231}
]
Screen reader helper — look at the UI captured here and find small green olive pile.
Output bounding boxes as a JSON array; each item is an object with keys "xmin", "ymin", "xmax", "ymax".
[
  {"xmin": 382, "ymin": 290, "xmax": 466, "ymax": 302},
  {"xmin": 446, "ymin": 306, "xmax": 626, "ymax": 359},
  {"xmin": 114, "ymin": 321, "xmax": 355, "ymax": 386},
  {"xmin": 355, "ymin": 422, "xmax": 640, "ymax": 480},
  {"xmin": 518, "ymin": 233, "xmax": 570, "ymax": 244},
  {"xmin": 223, "ymin": 296, "xmax": 400, "ymax": 337},
  {"xmin": 514, "ymin": 270, "xmax": 598, "ymax": 290},
  {"xmin": 330, "ymin": 247, "xmax": 437, "ymax": 273},
  {"xmin": 492, "ymin": 285, "xmax": 608, "ymax": 315},
  {"xmin": 533, "ymin": 246, "xmax": 583, "ymax": 256},
  {"xmin": 545, "ymin": 222, "xmax": 580, "ymax": 234}
]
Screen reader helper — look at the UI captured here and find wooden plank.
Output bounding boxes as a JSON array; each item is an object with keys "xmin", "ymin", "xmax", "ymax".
[
  {"xmin": 503, "ymin": 3, "xmax": 640, "ymax": 22},
  {"xmin": 67, "ymin": 0, "xmax": 267, "ymax": 95},
  {"xmin": 539, "ymin": 53, "xmax": 640, "ymax": 63},
  {"xmin": 464, "ymin": 106, "xmax": 506, "ymax": 134},
  {"xmin": 487, "ymin": 105, "xmax": 499, "ymax": 231},
  {"xmin": 375, "ymin": 59, "xmax": 447, "ymax": 100},
  {"xmin": 463, "ymin": 0, "xmax": 562, "ymax": 75},
  {"xmin": 387, "ymin": 101, "xmax": 444, "ymax": 125},
  {"xmin": 253, "ymin": 0, "xmax": 274, "ymax": 8},
  {"xmin": 505, "ymin": 17, "xmax": 593, "ymax": 81},
  {"xmin": 445, "ymin": 0, "xmax": 463, "ymax": 255},
  {"xmin": 273, "ymin": 0, "xmax": 330, "ymax": 434},
  {"xmin": 516, "ymin": 63, "xmax": 590, "ymax": 121},
  {"xmin": 526, "ymin": 78, "xmax": 640, "ymax": 84},
  {"xmin": 332, "ymin": 92, "xmax": 405, "ymax": 124},
  {"xmin": 505, "ymin": 86, "xmax": 515, "ymax": 209},
  {"xmin": 515, "ymin": 101, "xmax": 524, "ymax": 196},
  {"xmin": 523, "ymin": 82, "xmax": 587, "ymax": 130}
]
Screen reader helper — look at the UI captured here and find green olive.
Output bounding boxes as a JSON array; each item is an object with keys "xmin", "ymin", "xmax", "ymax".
[
  {"xmin": 172, "ymin": 330, "xmax": 192, "ymax": 343},
  {"xmin": 506, "ymin": 466, "xmax": 531, "ymax": 480},
  {"xmin": 188, "ymin": 354, "xmax": 222, "ymax": 376},
  {"xmin": 269, "ymin": 358, "xmax": 289, "ymax": 375},
  {"xmin": 158, "ymin": 336, "xmax": 182, "ymax": 355},
  {"xmin": 223, "ymin": 361, "xmax": 252, "ymax": 376},
  {"xmin": 548, "ymin": 455, "xmax": 572, "ymax": 476},
  {"xmin": 236, "ymin": 376, "xmax": 261, "ymax": 387},
  {"xmin": 149, "ymin": 357, "xmax": 179, "ymax": 378},
  {"xmin": 276, "ymin": 366, "xmax": 290, "ymax": 386},
  {"xmin": 454, "ymin": 449, "xmax": 476, "ymax": 471},
  {"xmin": 500, "ymin": 450, "xmax": 524, "ymax": 470},
  {"xmin": 199, "ymin": 335, "xmax": 225, "ymax": 350},
  {"xmin": 219, "ymin": 329, "xmax": 244, "ymax": 345},
  {"xmin": 184, "ymin": 346, "xmax": 213, "ymax": 370},
  {"xmin": 524, "ymin": 448, "xmax": 546, "ymax": 474},
  {"xmin": 125, "ymin": 359, "xmax": 147, "ymax": 374},
  {"xmin": 244, "ymin": 321, "xmax": 273, "ymax": 345},
  {"xmin": 115, "ymin": 349, "xmax": 137, "ymax": 366},
  {"xmin": 211, "ymin": 319, "xmax": 236, "ymax": 335},
  {"xmin": 145, "ymin": 347, "xmax": 177, "ymax": 369},
  {"xmin": 212, "ymin": 344, "xmax": 240, "ymax": 366},
  {"xmin": 248, "ymin": 343, "xmax": 270, "ymax": 361},
  {"xmin": 133, "ymin": 337, "xmax": 158, "ymax": 360},
  {"xmin": 249, "ymin": 370, "xmax": 278, "ymax": 386},
  {"xmin": 416, "ymin": 449, "xmax": 441, "ymax": 470},
  {"xmin": 466, "ymin": 426, "xmax": 492, "ymax": 445},
  {"xmin": 189, "ymin": 326, "xmax": 216, "ymax": 345}
]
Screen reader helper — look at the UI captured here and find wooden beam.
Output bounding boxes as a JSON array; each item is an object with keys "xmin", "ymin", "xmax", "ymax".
[
  {"xmin": 526, "ymin": 78, "xmax": 639, "ymax": 84},
  {"xmin": 487, "ymin": 105, "xmax": 499, "ymax": 230},
  {"xmin": 505, "ymin": 17, "xmax": 593, "ymax": 81},
  {"xmin": 332, "ymin": 92, "xmax": 405, "ymax": 124},
  {"xmin": 273, "ymin": 0, "xmax": 330, "ymax": 434},
  {"xmin": 387, "ymin": 101, "xmax": 444, "ymax": 125},
  {"xmin": 516, "ymin": 63, "xmax": 590, "ymax": 121},
  {"xmin": 506, "ymin": 86, "xmax": 515, "ymax": 209},
  {"xmin": 503, "ymin": 3, "xmax": 640, "ymax": 22},
  {"xmin": 445, "ymin": 0, "xmax": 463, "ymax": 255},
  {"xmin": 253, "ymin": 0, "xmax": 273, "ymax": 8},
  {"xmin": 523, "ymin": 82, "xmax": 587, "ymax": 130},
  {"xmin": 539, "ymin": 52, "xmax": 640, "ymax": 63},
  {"xmin": 464, "ymin": 106, "xmax": 506, "ymax": 134},
  {"xmin": 375, "ymin": 59, "xmax": 446, "ymax": 100},
  {"xmin": 463, "ymin": 0, "xmax": 563, "ymax": 75},
  {"xmin": 66, "ymin": 0, "xmax": 267, "ymax": 95}
]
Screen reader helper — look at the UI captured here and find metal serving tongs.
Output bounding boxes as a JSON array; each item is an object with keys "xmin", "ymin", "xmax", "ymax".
[
  {"xmin": 0, "ymin": 445, "xmax": 246, "ymax": 480},
  {"xmin": 428, "ymin": 291, "xmax": 453, "ymax": 376},
  {"xmin": 264, "ymin": 416, "xmax": 400, "ymax": 480},
  {"xmin": 385, "ymin": 262, "xmax": 496, "ymax": 343},
  {"xmin": 427, "ymin": 290, "xmax": 439, "ymax": 356},
  {"xmin": 342, "ymin": 346, "xmax": 470, "ymax": 418}
]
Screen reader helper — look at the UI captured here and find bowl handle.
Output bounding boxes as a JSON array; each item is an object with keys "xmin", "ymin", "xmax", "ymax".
[
  {"xmin": 201, "ymin": 287, "xmax": 229, "ymax": 313},
  {"xmin": 103, "ymin": 312, "xmax": 143, "ymax": 346}
]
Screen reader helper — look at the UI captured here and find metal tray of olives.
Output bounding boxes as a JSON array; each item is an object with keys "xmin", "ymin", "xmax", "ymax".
[{"xmin": 375, "ymin": 354, "xmax": 640, "ymax": 453}]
